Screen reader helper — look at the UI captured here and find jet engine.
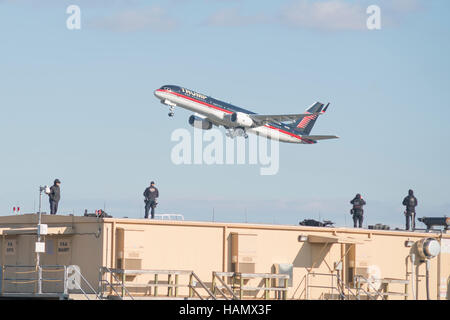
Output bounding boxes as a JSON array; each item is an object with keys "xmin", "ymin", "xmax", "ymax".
[
  {"xmin": 188, "ymin": 115, "xmax": 213, "ymax": 130},
  {"xmin": 230, "ymin": 112, "xmax": 254, "ymax": 128}
]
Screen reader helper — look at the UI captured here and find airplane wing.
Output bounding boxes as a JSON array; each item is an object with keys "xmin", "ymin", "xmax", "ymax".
[
  {"xmin": 249, "ymin": 113, "xmax": 320, "ymax": 125},
  {"xmin": 192, "ymin": 113, "xmax": 222, "ymax": 127},
  {"xmin": 302, "ymin": 135, "xmax": 339, "ymax": 141}
]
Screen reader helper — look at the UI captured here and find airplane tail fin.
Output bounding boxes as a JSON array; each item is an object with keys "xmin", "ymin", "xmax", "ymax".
[{"xmin": 291, "ymin": 102, "xmax": 329, "ymax": 135}]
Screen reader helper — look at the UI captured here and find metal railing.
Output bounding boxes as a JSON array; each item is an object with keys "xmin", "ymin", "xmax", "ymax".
[
  {"xmin": 306, "ymin": 272, "xmax": 340, "ymax": 300},
  {"xmin": 354, "ymin": 275, "xmax": 408, "ymax": 300},
  {"xmin": 305, "ymin": 271, "xmax": 408, "ymax": 301},
  {"xmin": 353, "ymin": 275, "xmax": 384, "ymax": 300},
  {"xmin": 154, "ymin": 214, "xmax": 184, "ymax": 221},
  {"xmin": 212, "ymin": 272, "xmax": 238, "ymax": 300},
  {"xmin": 0, "ymin": 265, "xmax": 99, "ymax": 300},
  {"xmin": 70, "ymin": 266, "xmax": 102, "ymax": 300},
  {"xmin": 212, "ymin": 272, "xmax": 289, "ymax": 300},
  {"xmin": 1, "ymin": 265, "xmax": 64, "ymax": 293},
  {"xmin": 306, "ymin": 272, "xmax": 361, "ymax": 300},
  {"xmin": 336, "ymin": 274, "xmax": 361, "ymax": 300},
  {"xmin": 99, "ymin": 267, "xmax": 215, "ymax": 300}
]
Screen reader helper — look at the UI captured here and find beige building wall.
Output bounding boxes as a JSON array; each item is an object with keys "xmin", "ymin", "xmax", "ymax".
[
  {"xmin": 0, "ymin": 214, "xmax": 448, "ymax": 300},
  {"xmin": 0, "ymin": 214, "xmax": 103, "ymax": 294}
]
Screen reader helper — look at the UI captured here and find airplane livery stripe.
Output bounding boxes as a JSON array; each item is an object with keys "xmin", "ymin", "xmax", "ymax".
[
  {"xmin": 264, "ymin": 125, "xmax": 309, "ymax": 142},
  {"xmin": 158, "ymin": 89, "xmax": 305, "ymax": 141},
  {"xmin": 297, "ymin": 114, "xmax": 318, "ymax": 128},
  {"xmin": 157, "ymin": 89, "xmax": 233, "ymax": 114}
]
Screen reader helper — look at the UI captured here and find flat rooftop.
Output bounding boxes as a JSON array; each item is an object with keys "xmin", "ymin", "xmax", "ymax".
[{"xmin": 0, "ymin": 213, "xmax": 447, "ymax": 239}]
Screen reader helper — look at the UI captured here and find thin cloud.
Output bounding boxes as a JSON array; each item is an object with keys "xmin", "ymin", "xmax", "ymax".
[
  {"xmin": 377, "ymin": 0, "xmax": 424, "ymax": 27},
  {"xmin": 279, "ymin": 0, "xmax": 367, "ymax": 31},
  {"xmin": 89, "ymin": 6, "xmax": 177, "ymax": 32},
  {"xmin": 204, "ymin": 7, "xmax": 269, "ymax": 27},
  {"xmin": 386, "ymin": 0, "xmax": 422, "ymax": 13},
  {"xmin": 203, "ymin": 0, "xmax": 425, "ymax": 31},
  {"xmin": 0, "ymin": 0, "xmax": 142, "ymax": 7}
]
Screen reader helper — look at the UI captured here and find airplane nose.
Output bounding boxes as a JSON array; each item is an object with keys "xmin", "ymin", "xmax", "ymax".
[{"xmin": 154, "ymin": 89, "xmax": 162, "ymax": 99}]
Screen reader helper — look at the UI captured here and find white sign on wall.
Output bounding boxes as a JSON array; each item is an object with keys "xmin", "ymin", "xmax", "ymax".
[
  {"xmin": 5, "ymin": 240, "xmax": 16, "ymax": 256},
  {"xmin": 57, "ymin": 239, "xmax": 71, "ymax": 255},
  {"xmin": 35, "ymin": 242, "xmax": 45, "ymax": 253}
]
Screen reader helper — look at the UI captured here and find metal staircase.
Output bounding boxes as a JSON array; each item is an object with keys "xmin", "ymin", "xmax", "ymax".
[
  {"xmin": 304, "ymin": 271, "xmax": 409, "ymax": 300},
  {"xmin": 212, "ymin": 272, "xmax": 289, "ymax": 300},
  {"xmin": 98, "ymin": 267, "xmax": 216, "ymax": 300},
  {"xmin": 354, "ymin": 275, "xmax": 409, "ymax": 300}
]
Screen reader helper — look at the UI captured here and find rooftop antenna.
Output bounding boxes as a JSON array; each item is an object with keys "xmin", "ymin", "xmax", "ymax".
[{"xmin": 36, "ymin": 185, "xmax": 49, "ymax": 295}]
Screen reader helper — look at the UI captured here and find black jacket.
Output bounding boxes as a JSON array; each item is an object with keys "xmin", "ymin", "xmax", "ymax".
[
  {"xmin": 351, "ymin": 197, "xmax": 366, "ymax": 213},
  {"xmin": 143, "ymin": 186, "xmax": 159, "ymax": 201},
  {"xmin": 49, "ymin": 185, "xmax": 60, "ymax": 202},
  {"xmin": 403, "ymin": 195, "xmax": 417, "ymax": 212}
]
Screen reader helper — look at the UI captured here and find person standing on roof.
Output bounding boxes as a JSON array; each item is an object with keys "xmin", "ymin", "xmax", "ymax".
[
  {"xmin": 350, "ymin": 193, "xmax": 366, "ymax": 228},
  {"xmin": 143, "ymin": 181, "xmax": 159, "ymax": 219},
  {"xmin": 48, "ymin": 179, "xmax": 61, "ymax": 215},
  {"xmin": 403, "ymin": 189, "xmax": 418, "ymax": 231}
]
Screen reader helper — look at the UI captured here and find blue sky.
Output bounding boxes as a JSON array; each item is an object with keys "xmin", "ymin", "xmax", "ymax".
[{"xmin": 0, "ymin": 0, "xmax": 449, "ymax": 229}]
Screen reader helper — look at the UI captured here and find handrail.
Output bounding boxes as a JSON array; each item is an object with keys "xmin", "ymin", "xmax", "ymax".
[
  {"xmin": 99, "ymin": 267, "xmax": 135, "ymax": 300},
  {"xmin": 98, "ymin": 268, "xmax": 289, "ymax": 300},
  {"xmin": 355, "ymin": 275, "xmax": 409, "ymax": 300},
  {"xmin": 99, "ymin": 277, "xmax": 123, "ymax": 299},
  {"xmin": 307, "ymin": 271, "xmax": 368, "ymax": 301},
  {"xmin": 213, "ymin": 272, "xmax": 289, "ymax": 300},
  {"xmin": 306, "ymin": 272, "xmax": 362, "ymax": 300},
  {"xmin": 335, "ymin": 274, "xmax": 359, "ymax": 300},
  {"xmin": 213, "ymin": 284, "xmax": 230, "ymax": 300},
  {"xmin": 1, "ymin": 265, "xmax": 64, "ymax": 290},
  {"xmin": 100, "ymin": 268, "xmax": 192, "ymax": 275},
  {"xmin": 191, "ymin": 271, "xmax": 216, "ymax": 300},
  {"xmin": 154, "ymin": 214, "xmax": 184, "ymax": 221},
  {"xmin": 306, "ymin": 272, "xmax": 338, "ymax": 300},
  {"xmin": 99, "ymin": 267, "xmax": 215, "ymax": 300},
  {"xmin": 69, "ymin": 266, "xmax": 101, "ymax": 300},
  {"xmin": 212, "ymin": 272, "xmax": 238, "ymax": 300},
  {"xmin": 213, "ymin": 272, "xmax": 235, "ymax": 277},
  {"xmin": 239, "ymin": 273, "xmax": 290, "ymax": 279},
  {"xmin": 1, "ymin": 264, "xmax": 99, "ymax": 299},
  {"xmin": 354, "ymin": 275, "xmax": 384, "ymax": 300}
]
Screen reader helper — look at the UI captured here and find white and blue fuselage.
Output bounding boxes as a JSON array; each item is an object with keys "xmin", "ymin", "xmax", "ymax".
[{"xmin": 154, "ymin": 85, "xmax": 329, "ymax": 144}]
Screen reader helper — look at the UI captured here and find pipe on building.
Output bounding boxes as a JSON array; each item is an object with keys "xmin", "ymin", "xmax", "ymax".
[
  {"xmin": 426, "ymin": 259, "xmax": 431, "ymax": 300},
  {"xmin": 410, "ymin": 254, "xmax": 416, "ymax": 300},
  {"xmin": 437, "ymin": 234, "xmax": 443, "ymax": 300},
  {"xmin": 222, "ymin": 226, "xmax": 227, "ymax": 272}
]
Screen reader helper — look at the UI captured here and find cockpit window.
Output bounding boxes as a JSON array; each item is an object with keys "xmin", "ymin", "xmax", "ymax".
[{"xmin": 162, "ymin": 86, "xmax": 172, "ymax": 91}]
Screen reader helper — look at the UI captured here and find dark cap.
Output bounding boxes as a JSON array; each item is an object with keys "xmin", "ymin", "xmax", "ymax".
[
  {"xmin": 150, "ymin": 181, "xmax": 155, "ymax": 185},
  {"xmin": 54, "ymin": 179, "xmax": 61, "ymax": 184}
]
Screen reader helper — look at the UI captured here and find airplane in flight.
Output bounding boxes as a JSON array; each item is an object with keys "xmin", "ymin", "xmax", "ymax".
[{"xmin": 154, "ymin": 85, "xmax": 339, "ymax": 144}]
